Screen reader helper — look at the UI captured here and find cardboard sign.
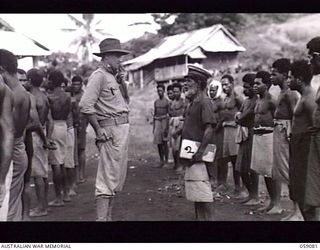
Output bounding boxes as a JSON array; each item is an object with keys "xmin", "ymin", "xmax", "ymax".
[{"xmin": 179, "ymin": 139, "xmax": 216, "ymax": 162}]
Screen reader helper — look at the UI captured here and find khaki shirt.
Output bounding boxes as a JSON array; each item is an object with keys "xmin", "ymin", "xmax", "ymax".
[{"xmin": 79, "ymin": 66, "xmax": 129, "ymax": 120}]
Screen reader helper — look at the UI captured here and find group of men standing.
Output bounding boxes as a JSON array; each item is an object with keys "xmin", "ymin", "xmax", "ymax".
[
  {"xmin": 152, "ymin": 37, "xmax": 320, "ymax": 221},
  {"xmin": 0, "ymin": 37, "xmax": 133, "ymax": 222},
  {"xmin": 0, "ymin": 49, "xmax": 88, "ymax": 220},
  {"xmin": 0, "ymin": 34, "xmax": 319, "ymax": 222},
  {"xmin": 153, "ymin": 81, "xmax": 186, "ymax": 172}
]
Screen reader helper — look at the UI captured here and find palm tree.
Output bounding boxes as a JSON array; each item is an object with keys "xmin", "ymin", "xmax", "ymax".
[
  {"xmin": 62, "ymin": 14, "xmax": 112, "ymax": 63},
  {"xmin": 62, "ymin": 14, "xmax": 153, "ymax": 64}
]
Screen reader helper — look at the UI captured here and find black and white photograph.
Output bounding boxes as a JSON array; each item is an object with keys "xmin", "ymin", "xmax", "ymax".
[{"xmin": 0, "ymin": 13, "xmax": 319, "ymax": 228}]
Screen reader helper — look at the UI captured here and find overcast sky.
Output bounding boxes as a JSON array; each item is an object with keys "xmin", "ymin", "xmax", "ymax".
[{"xmin": 0, "ymin": 14, "xmax": 160, "ymax": 52}]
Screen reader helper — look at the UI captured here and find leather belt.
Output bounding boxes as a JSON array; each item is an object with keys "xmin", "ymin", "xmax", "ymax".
[
  {"xmin": 154, "ymin": 115, "xmax": 168, "ymax": 120},
  {"xmin": 98, "ymin": 115, "xmax": 129, "ymax": 127},
  {"xmin": 253, "ymin": 127, "xmax": 274, "ymax": 135}
]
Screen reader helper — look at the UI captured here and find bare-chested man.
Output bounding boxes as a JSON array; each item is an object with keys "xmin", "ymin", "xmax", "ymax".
[
  {"xmin": 304, "ymin": 37, "xmax": 320, "ymax": 221},
  {"xmin": 288, "ymin": 60, "xmax": 316, "ymax": 221},
  {"xmin": 0, "ymin": 74, "xmax": 14, "ymax": 221},
  {"xmin": 251, "ymin": 71, "xmax": 279, "ymax": 214},
  {"xmin": 234, "ymin": 73, "xmax": 259, "ymax": 206},
  {"xmin": 168, "ymin": 82, "xmax": 186, "ymax": 172},
  {"xmin": 166, "ymin": 84, "xmax": 175, "ymax": 166},
  {"xmin": 71, "ymin": 75, "xmax": 88, "ymax": 185},
  {"xmin": 0, "ymin": 50, "xmax": 30, "ymax": 221},
  {"xmin": 24, "ymin": 68, "xmax": 54, "ymax": 217},
  {"xmin": 47, "ymin": 70, "xmax": 72, "ymax": 206},
  {"xmin": 207, "ymin": 79, "xmax": 224, "ymax": 189},
  {"xmin": 153, "ymin": 84, "xmax": 169, "ymax": 168},
  {"xmin": 17, "ymin": 68, "xmax": 34, "ymax": 221},
  {"xmin": 167, "ymin": 85, "xmax": 174, "ymax": 101},
  {"xmin": 18, "ymin": 68, "xmax": 50, "ymax": 220},
  {"xmin": 218, "ymin": 74, "xmax": 243, "ymax": 196},
  {"xmin": 64, "ymin": 89, "xmax": 78, "ymax": 197},
  {"xmin": 270, "ymin": 58, "xmax": 299, "ymax": 216}
]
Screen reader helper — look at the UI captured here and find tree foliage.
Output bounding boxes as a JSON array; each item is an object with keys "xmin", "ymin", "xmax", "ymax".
[
  {"xmin": 122, "ymin": 32, "xmax": 163, "ymax": 58},
  {"xmin": 62, "ymin": 14, "xmax": 110, "ymax": 64},
  {"xmin": 151, "ymin": 13, "xmax": 303, "ymax": 37},
  {"xmin": 152, "ymin": 13, "xmax": 247, "ymax": 36}
]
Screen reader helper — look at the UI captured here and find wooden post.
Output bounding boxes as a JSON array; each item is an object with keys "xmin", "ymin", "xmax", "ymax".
[
  {"xmin": 185, "ymin": 55, "xmax": 188, "ymax": 77},
  {"xmin": 140, "ymin": 69, "xmax": 144, "ymax": 89},
  {"xmin": 32, "ymin": 56, "xmax": 39, "ymax": 68}
]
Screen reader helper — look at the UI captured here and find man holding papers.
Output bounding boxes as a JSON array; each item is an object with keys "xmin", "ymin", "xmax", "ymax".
[{"xmin": 180, "ymin": 64, "xmax": 217, "ymax": 221}]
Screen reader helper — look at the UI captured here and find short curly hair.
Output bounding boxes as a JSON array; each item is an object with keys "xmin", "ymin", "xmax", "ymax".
[
  {"xmin": 166, "ymin": 84, "xmax": 173, "ymax": 92},
  {"xmin": 290, "ymin": 60, "xmax": 313, "ymax": 85},
  {"xmin": 27, "ymin": 68, "xmax": 44, "ymax": 87},
  {"xmin": 242, "ymin": 73, "xmax": 256, "ymax": 87},
  {"xmin": 256, "ymin": 71, "xmax": 271, "ymax": 88},
  {"xmin": 0, "ymin": 49, "xmax": 18, "ymax": 75},
  {"xmin": 48, "ymin": 70, "xmax": 65, "ymax": 88},
  {"xmin": 71, "ymin": 75, "xmax": 83, "ymax": 83},
  {"xmin": 156, "ymin": 84, "xmax": 165, "ymax": 91},
  {"xmin": 272, "ymin": 58, "xmax": 291, "ymax": 74},
  {"xmin": 221, "ymin": 74, "xmax": 234, "ymax": 84},
  {"xmin": 172, "ymin": 82, "xmax": 182, "ymax": 91},
  {"xmin": 306, "ymin": 37, "xmax": 320, "ymax": 53}
]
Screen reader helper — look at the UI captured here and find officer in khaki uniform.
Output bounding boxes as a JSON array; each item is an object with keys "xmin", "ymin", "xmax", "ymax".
[{"xmin": 80, "ymin": 38, "xmax": 130, "ymax": 221}]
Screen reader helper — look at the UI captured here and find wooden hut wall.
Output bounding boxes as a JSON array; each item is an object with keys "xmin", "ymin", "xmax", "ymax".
[
  {"xmin": 129, "ymin": 70, "xmax": 142, "ymax": 88},
  {"xmin": 202, "ymin": 52, "xmax": 239, "ymax": 71},
  {"xmin": 154, "ymin": 56, "xmax": 187, "ymax": 82},
  {"xmin": 142, "ymin": 63, "xmax": 155, "ymax": 86}
]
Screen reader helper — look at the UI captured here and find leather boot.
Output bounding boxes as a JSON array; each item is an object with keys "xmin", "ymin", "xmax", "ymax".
[{"xmin": 95, "ymin": 196, "xmax": 110, "ymax": 221}]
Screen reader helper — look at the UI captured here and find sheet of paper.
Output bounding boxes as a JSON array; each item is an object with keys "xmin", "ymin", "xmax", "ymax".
[{"xmin": 179, "ymin": 139, "xmax": 216, "ymax": 162}]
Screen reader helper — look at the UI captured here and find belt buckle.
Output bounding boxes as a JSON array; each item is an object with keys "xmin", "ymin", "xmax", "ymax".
[
  {"xmin": 114, "ymin": 116, "xmax": 126, "ymax": 125},
  {"xmin": 114, "ymin": 117, "xmax": 119, "ymax": 125}
]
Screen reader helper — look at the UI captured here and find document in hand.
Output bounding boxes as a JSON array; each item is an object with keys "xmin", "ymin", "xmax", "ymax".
[{"xmin": 179, "ymin": 139, "xmax": 216, "ymax": 162}]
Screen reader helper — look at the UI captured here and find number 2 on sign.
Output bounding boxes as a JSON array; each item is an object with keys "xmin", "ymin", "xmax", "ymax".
[{"xmin": 185, "ymin": 146, "xmax": 195, "ymax": 154}]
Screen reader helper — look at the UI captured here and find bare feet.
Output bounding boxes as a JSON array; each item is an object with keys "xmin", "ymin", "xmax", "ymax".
[
  {"xmin": 281, "ymin": 209, "xmax": 304, "ymax": 221},
  {"xmin": 29, "ymin": 208, "xmax": 48, "ymax": 217},
  {"xmin": 232, "ymin": 189, "xmax": 248, "ymax": 200},
  {"xmin": 49, "ymin": 199, "xmax": 65, "ymax": 207},
  {"xmin": 281, "ymin": 212, "xmax": 294, "ymax": 221},
  {"xmin": 243, "ymin": 198, "xmax": 260, "ymax": 206},
  {"xmin": 69, "ymin": 189, "xmax": 77, "ymax": 196},
  {"xmin": 286, "ymin": 214, "xmax": 304, "ymax": 221},
  {"xmin": 63, "ymin": 194, "xmax": 71, "ymax": 202},
  {"xmin": 266, "ymin": 205, "xmax": 284, "ymax": 215},
  {"xmin": 238, "ymin": 196, "xmax": 251, "ymax": 204},
  {"xmin": 153, "ymin": 162, "xmax": 164, "ymax": 168},
  {"xmin": 163, "ymin": 163, "xmax": 173, "ymax": 169},
  {"xmin": 215, "ymin": 184, "xmax": 228, "ymax": 194},
  {"xmin": 256, "ymin": 201, "xmax": 272, "ymax": 212},
  {"xmin": 77, "ymin": 178, "xmax": 87, "ymax": 184}
]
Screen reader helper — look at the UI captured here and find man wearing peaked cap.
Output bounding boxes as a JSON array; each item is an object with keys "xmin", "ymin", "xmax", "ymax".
[
  {"xmin": 186, "ymin": 64, "xmax": 212, "ymax": 82},
  {"xmin": 180, "ymin": 64, "xmax": 217, "ymax": 220},
  {"xmin": 79, "ymin": 37, "xmax": 131, "ymax": 221}
]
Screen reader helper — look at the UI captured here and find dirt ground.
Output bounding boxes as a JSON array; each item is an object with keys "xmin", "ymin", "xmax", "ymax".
[
  {"xmin": 30, "ymin": 128, "xmax": 293, "ymax": 222},
  {"xmin": 30, "ymin": 87, "xmax": 293, "ymax": 221}
]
